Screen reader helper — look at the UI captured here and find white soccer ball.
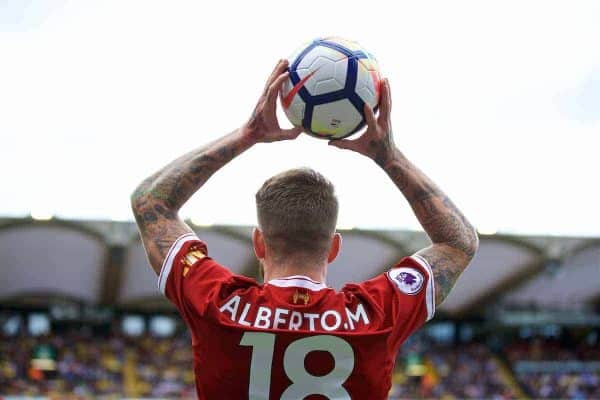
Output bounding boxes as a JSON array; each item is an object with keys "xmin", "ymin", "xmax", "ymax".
[{"xmin": 281, "ymin": 37, "xmax": 381, "ymax": 140}]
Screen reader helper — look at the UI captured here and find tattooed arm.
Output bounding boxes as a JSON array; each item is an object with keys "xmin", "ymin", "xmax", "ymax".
[
  {"xmin": 131, "ymin": 60, "xmax": 302, "ymax": 274},
  {"xmin": 329, "ymin": 79, "xmax": 478, "ymax": 306}
]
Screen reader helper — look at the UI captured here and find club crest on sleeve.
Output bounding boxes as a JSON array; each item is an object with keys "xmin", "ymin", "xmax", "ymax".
[
  {"xmin": 388, "ymin": 267, "xmax": 424, "ymax": 295},
  {"xmin": 181, "ymin": 248, "xmax": 206, "ymax": 277}
]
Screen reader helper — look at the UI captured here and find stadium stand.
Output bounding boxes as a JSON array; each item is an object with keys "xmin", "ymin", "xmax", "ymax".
[
  {"xmin": 0, "ymin": 328, "xmax": 195, "ymax": 398},
  {"xmin": 3, "ymin": 323, "xmax": 598, "ymax": 399},
  {"xmin": 389, "ymin": 339, "xmax": 518, "ymax": 399},
  {"xmin": 507, "ymin": 335, "xmax": 600, "ymax": 399},
  {"xmin": 1, "ymin": 217, "xmax": 599, "ymax": 398}
]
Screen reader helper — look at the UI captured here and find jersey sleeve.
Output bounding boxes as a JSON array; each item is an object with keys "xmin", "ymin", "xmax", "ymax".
[
  {"xmin": 360, "ymin": 255, "xmax": 435, "ymax": 346},
  {"xmin": 157, "ymin": 233, "xmax": 233, "ymax": 318}
]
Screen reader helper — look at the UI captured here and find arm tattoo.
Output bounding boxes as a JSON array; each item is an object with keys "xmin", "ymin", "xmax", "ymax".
[
  {"xmin": 131, "ymin": 129, "xmax": 254, "ymax": 274},
  {"xmin": 420, "ymin": 244, "xmax": 468, "ymax": 302},
  {"xmin": 382, "ymin": 148, "xmax": 479, "ymax": 305}
]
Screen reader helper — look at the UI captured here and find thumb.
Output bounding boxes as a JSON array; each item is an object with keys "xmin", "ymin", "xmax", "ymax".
[
  {"xmin": 281, "ymin": 126, "xmax": 303, "ymax": 139},
  {"xmin": 328, "ymin": 139, "xmax": 359, "ymax": 151}
]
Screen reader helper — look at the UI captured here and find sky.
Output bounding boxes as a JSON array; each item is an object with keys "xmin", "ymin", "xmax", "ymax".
[{"xmin": 0, "ymin": 0, "xmax": 599, "ymax": 236}]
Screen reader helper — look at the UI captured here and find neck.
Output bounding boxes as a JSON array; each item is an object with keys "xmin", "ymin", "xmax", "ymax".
[{"xmin": 262, "ymin": 260, "xmax": 326, "ymax": 283}]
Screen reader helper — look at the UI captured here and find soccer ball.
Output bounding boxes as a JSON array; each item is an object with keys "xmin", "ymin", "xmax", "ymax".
[{"xmin": 281, "ymin": 37, "xmax": 381, "ymax": 140}]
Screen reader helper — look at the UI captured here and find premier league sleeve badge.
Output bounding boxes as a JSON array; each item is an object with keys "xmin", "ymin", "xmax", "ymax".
[{"xmin": 388, "ymin": 267, "xmax": 424, "ymax": 295}]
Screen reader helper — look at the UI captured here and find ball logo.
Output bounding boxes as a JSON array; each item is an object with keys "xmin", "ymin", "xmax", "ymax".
[{"xmin": 389, "ymin": 267, "xmax": 424, "ymax": 295}]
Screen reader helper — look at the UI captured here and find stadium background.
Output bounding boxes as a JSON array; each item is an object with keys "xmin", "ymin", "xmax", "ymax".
[
  {"xmin": 2, "ymin": 1, "xmax": 600, "ymax": 399},
  {"xmin": 0, "ymin": 217, "xmax": 598, "ymax": 399}
]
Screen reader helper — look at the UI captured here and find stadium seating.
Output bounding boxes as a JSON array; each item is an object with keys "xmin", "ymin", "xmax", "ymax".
[
  {"xmin": 0, "ymin": 330, "xmax": 196, "ymax": 398},
  {"xmin": 3, "ymin": 326, "xmax": 600, "ymax": 399},
  {"xmin": 507, "ymin": 336, "xmax": 600, "ymax": 399}
]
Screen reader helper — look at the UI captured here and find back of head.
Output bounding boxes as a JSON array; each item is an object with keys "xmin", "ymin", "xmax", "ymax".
[{"xmin": 255, "ymin": 168, "xmax": 338, "ymax": 264}]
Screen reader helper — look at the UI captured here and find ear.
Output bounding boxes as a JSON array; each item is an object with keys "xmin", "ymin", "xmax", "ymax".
[
  {"xmin": 252, "ymin": 227, "xmax": 266, "ymax": 259},
  {"xmin": 326, "ymin": 232, "xmax": 342, "ymax": 264}
]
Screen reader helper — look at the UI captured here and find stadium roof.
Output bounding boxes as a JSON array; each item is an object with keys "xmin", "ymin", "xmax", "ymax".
[{"xmin": 0, "ymin": 217, "xmax": 598, "ymax": 316}]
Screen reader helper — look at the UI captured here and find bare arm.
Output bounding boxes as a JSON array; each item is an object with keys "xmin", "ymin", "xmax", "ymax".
[
  {"xmin": 130, "ymin": 130, "xmax": 254, "ymax": 274},
  {"xmin": 329, "ymin": 79, "xmax": 478, "ymax": 306},
  {"xmin": 379, "ymin": 149, "xmax": 478, "ymax": 305},
  {"xmin": 131, "ymin": 60, "xmax": 302, "ymax": 274}
]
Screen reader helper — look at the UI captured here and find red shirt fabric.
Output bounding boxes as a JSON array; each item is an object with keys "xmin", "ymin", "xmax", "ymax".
[{"xmin": 158, "ymin": 233, "xmax": 435, "ymax": 400}]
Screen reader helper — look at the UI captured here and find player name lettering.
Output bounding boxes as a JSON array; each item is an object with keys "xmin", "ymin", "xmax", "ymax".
[{"xmin": 219, "ymin": 295, "xmax": 370, "ymax": 332}]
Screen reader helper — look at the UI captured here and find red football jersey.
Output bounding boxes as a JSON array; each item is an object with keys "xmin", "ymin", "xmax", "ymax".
[{"xmin": 158, "ymin": 233, "xmax": 435, "ymax": 400}]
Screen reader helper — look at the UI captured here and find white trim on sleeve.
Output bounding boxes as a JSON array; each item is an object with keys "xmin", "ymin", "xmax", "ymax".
[
  {"xmin": 411, "ymin": 255, "xmax": 436, "ymax": 322},
  {"xmin": 157, "ymin": 233, "xmax": 198, "ymax": 295}
]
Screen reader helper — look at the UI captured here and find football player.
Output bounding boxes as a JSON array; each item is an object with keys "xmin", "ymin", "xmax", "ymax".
[{"xmin": 131, "ymin": 59, "xmax": 478, "ymax": 399}]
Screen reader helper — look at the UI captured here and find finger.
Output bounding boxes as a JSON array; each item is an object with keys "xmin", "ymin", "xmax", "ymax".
[
  {"xmin": 266, "ymin": 71, "xmax": 290, "ymax": 107},
  {"xmin": 363, "ymin": 103, "xmax": 377, "ymax": 129},
  {"xmin": 386, "ymin": 78, "xmax": 392, "ymax": 105},
  {"xmin": 378, "ymin": 78, "xmax": 391, "ymax": 121},
  {"xmin": 265, "ymin": 59, "xmax": 284, "ymax": 87},
  {"xmin": 281, "ymin": 126, "xmax": 303, "ymax": 139},
  {"xmin": 265, "ymin": 59, "xmax": 288, "ymax": 90}
]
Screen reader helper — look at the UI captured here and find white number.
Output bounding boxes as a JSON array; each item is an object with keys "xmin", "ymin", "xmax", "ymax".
[
  {"xmin": 240, "ymin": 332, "xmax": 276, "ymax": 399},
  {"xmin": 240, "ymin": 332, "xmax": 354, "ymax": 400},
  {"xmin": 281, "ymin": 335, "xmax": 354, "ymax": 399}
]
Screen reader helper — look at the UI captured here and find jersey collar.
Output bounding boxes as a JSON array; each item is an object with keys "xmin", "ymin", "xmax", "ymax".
[{"xmin": 267, "ymin": 275, "xmax": 328, "ymax": 291}]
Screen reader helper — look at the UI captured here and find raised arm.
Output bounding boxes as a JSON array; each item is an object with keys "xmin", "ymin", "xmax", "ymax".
[
  {"xmin": 329, "ymin": 79, "xmax": 478, "ymax": 306},
  {"xmin": 131, "ymin": 60, "xmax": 302, "ymax": 274}
]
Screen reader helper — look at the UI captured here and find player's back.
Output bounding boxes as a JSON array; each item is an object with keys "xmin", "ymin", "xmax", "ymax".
[
  {"xmin": 160, "ymin": 234, "xmax": 435, "ymax": 399},
  {"xmin": 192, "ymin": 276, "xmax": 396, "ymax": 399}
]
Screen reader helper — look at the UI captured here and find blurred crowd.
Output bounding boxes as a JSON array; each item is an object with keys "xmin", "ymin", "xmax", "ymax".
[
  {"xmin": 507, "ymin": 336, "xmax": 600, "ymax": 399},
  {"xmin": 389, "ymin": 340, "xmax": 517, "ymax": 400},
  {"xmin": 0, "ymin": 329, "xmax": 196, "ymax": 399},
  {"xmin": 1, "ymin": 329, "xmax": 599, "ymax": 399}
]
